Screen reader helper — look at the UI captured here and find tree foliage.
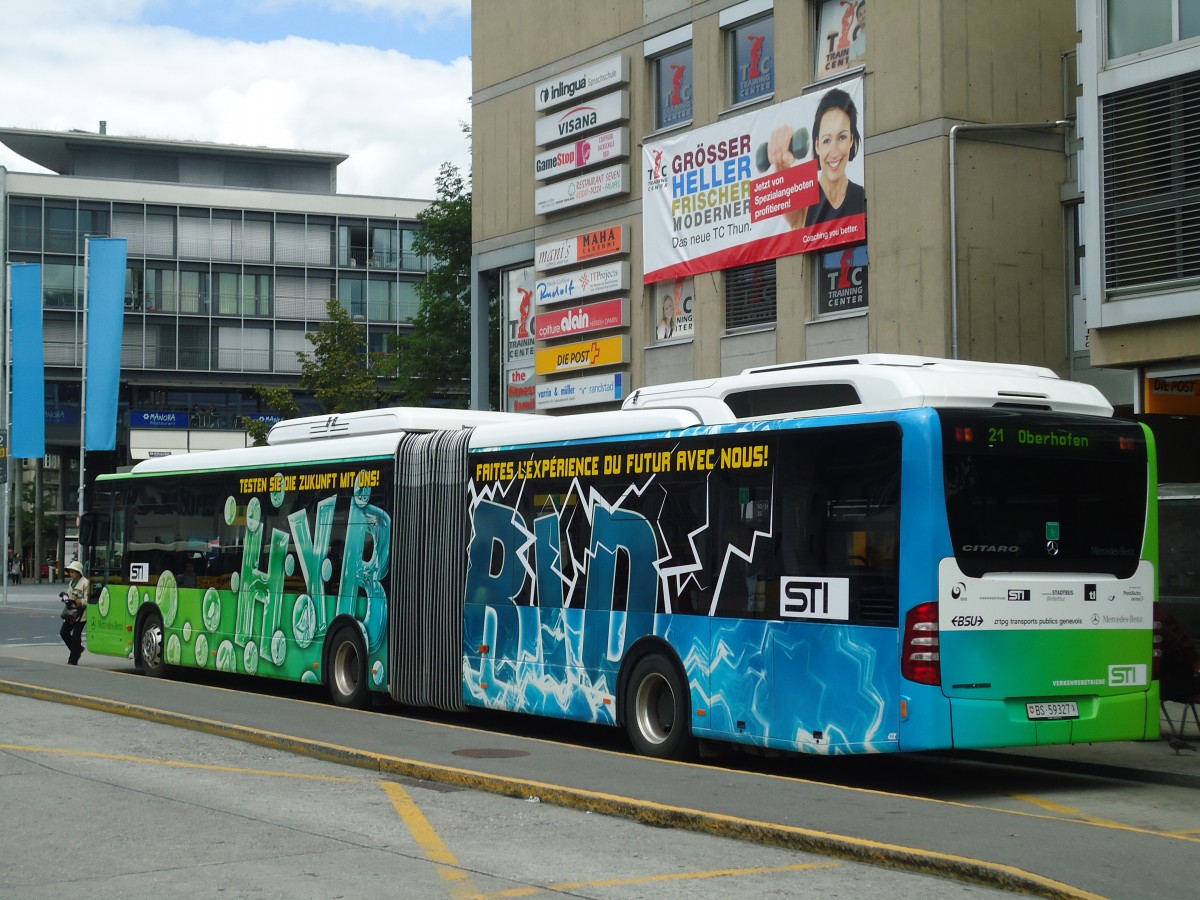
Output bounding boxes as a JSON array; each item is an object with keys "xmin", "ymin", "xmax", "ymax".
[
  {"xmin": 242, "ymin": 300, "xmax": 399, "ymax": 445},
  {"xmin": 301, "ymin": 298, "xmax": 401, "ymax": 411},
  {"xmin": 398, "ymin": 161, "xmax": 500, "ymax": 408}
]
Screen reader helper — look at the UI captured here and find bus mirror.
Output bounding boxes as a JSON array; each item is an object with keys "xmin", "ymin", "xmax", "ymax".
[{"xmin": 79, "ymin": 514, "xmax": 95, "ymax": 546}]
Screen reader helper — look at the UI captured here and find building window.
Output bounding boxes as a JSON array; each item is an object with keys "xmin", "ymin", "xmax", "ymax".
[
  {"xmin": 815, "ymin": 0, "xmax": 866, "ymax": 80},
  {"xmin": 652, "ymin": 276, "xmax": 695, "ymax": 342},
  {"xmin": 397, "ymin": 279, "xmax": 421, "ymax": 322},
  {"xmin": 1101, "ymin": 71, "xmax": 1200, "ymax": 294},
  {"xmin": 1107, "ymin": 0, "xmax": 1200, "ymax": 58},
  {"xmin": 45, "ymin": 204, "xmax": 76, "ymax": 254},
  {"xmin": 726, "ymin": 260, "xmax": 776, "ymax": 330},
  {"xmin": 647, "ymin": 26, "xmax": 693, "ymax": 131},
  {"xmin": 726, "ymin": 6, "xmax": 774, "ymax": 106},
  {"xmin": 816, "ymin": 245, "xmax": 868, "ymax": 315},
  {"xmin": 9, "ymin": 201, "xmax": 42, "ymax": 252}
]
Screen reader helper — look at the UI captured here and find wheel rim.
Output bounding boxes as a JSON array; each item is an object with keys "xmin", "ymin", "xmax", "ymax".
[
  {"xmin": 141, "ymin": 621, "xmax": 163, "ymax": 671},
  {"xmin": 332, "ymin": 639, "xmax": 360, "ymax": 698},
  {"xmin": 634, "ymin": 671, "xmax": 675, "ymax": 745}
]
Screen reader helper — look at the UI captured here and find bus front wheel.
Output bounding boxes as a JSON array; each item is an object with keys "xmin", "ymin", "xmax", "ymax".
[
  {"xmin": 137, "ymin": 610, "xmax": 167, "ymax": 678},
  {"xmin": 625, "ymin": 654, "xmax": 695, "ymax": 760},
  {"xmin": 328, "ymin": 626, "xmax": 369, "ymax": 709}
]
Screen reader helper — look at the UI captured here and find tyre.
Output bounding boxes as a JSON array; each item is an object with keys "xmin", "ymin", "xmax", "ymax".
[
  {"xmin": 328, "ymin": 625, "xmax": 370, "ymax": 708},
  {"xmin": 624, "ymin": 654, "xmax": 695, "ymax": 760},
  {"xmin": 137, "ymin": 609, "xmax": 167, "ymax": 678}
]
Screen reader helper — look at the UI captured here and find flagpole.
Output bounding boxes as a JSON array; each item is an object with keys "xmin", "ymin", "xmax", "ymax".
[
  {"xmin": 3, "ymin": 265, "xmax": 11, "ymax": 605},
  {"xmin": 78, "ymin": 238, "xmax": 89, "ymax": 551}
]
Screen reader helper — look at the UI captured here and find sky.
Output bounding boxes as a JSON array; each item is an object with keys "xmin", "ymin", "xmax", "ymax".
[{"xmin": 0, "ymin": 0, "xmax": 473, "ymax": 199}]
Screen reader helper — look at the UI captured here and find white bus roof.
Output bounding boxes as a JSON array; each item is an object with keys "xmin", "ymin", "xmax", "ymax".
[
  {"xmin": 621, "ymin": 354, "xmax": 1114, "ymax": 421},
  {"xmin": 267, "ymin": 407, "xmax": 529, "ymax": 444},
  {"xmin": 116, "ymin": 432, "xmax": 408, "ymax": 477}
]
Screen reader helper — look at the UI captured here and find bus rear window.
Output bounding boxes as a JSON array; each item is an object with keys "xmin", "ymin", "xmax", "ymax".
[{"xmin": 940, "ymin": 410, "xmax": 1147, "ymax": 578}]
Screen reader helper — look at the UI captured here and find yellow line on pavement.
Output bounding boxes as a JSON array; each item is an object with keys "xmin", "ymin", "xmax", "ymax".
[
  {"xmin": 1011, "ymin": 792, "xmax": 1200, "ymax": 843},
  {"xmin": 485, "ymin": 861, "xmax": 841, "ymax": 898},
  {"xmin": 0, "ymin": 742, "xmax": 359, "ymax": 782},
  {"xmin": 1010, "ymin": 793, "xmax": 1132, "ymax": 829},
  {"xmin": 381, "ymin": 780, "xmax": 483, "ymax": 900}
]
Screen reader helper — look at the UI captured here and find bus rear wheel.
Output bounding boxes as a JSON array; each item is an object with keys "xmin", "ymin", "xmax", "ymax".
[
  {"xmin": 625, "ymin": 654, "xmax": 695, "ymax": 760},
  {"xmin": 137, "ymin": 610, "xmax": 167, "ymax": 678},
  {"xmin": 328, "ymin": 626, "xmax": 369, "ymax": 708}
]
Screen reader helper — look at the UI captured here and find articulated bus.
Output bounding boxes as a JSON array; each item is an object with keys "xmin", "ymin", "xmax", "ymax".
[{"xmin": 82, "ymin": 355, "xmax": 1159, "ymax": 758}]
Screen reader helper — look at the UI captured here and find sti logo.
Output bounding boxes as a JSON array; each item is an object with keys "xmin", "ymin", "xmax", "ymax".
[
  {"xmin": 1007, "ymin": 589, "xmax": 1032, "ymax": 602},
  {"xmin": 1108, "ymin": 664, "xmax": 1147, "ymax": 686},
  {"xmin": 129, "ymin": 562, "xmax": 150, "ymax": 583}
]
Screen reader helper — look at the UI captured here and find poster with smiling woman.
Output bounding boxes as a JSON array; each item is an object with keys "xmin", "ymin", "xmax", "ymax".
[{"xmin": 642, "ymin": 76, "xmax": 865, "ymax": 284}]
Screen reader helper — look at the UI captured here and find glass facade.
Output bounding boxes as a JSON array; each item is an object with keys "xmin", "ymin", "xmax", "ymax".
[{"xmin": 6, "ymin": 197, "xmax": 431, "ymax": 377}]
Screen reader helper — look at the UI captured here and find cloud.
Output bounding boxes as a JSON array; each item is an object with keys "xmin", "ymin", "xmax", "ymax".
[{"xmin": 0, "ymin": 1, "xmax": 471, "ymax": 199}]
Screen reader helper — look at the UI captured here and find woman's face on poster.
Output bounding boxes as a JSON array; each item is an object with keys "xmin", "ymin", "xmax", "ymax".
[{"xmin": 816, "ymin": 107, "xmax": 854, "ymax": 184}]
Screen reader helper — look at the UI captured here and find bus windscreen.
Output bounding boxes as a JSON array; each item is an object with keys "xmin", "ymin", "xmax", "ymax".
[{"xmin": 940, "ymin": 410, "xmax": 1148, "ymax": 578}]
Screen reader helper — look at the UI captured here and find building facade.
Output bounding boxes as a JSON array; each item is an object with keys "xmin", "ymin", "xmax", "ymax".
[{"xmin": 1, "ymin": 127, "xmax": 431, "ymax": 575}]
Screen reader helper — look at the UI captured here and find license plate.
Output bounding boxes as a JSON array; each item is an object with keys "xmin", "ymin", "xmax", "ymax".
[{"xmin": 1026, "ymin": 701, "xmax": 1079, "ymax": 721}]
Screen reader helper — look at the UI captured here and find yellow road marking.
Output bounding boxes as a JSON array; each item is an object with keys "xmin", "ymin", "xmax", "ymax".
[
  {"xmin": 0, "ymin": 742, "xmax": 359, "ymax": 782},
  {"xmin": 485, "ymin": 861, "xmax": 841, "ymax": 898},
  {"xmin": 1011, "ymin": 792, "xmax": 1200, "ymax": 843},
  {"xmin": 1010, "ymin": 793, "xmax": 1133, "ymax": 829},
  {"xmin": 382, "ymin": 780, "xmax": 482, "ymax": 900}
]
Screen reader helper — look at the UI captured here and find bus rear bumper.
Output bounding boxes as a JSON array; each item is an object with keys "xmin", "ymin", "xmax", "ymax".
[{"xmin": 949, "ymin": 690, "xmax": 1157, "ymax": 748}]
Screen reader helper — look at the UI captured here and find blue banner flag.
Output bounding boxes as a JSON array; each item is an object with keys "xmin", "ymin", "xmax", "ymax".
[
  {"xmin": 84, "ymin": 238, "xmax": 127, "ymax": 451},
  {"xmin": 11, "ymin": 264, "xmax": 46, "ymax": 458}
]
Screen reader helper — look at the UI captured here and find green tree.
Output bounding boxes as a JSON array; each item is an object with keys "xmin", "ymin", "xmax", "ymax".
[
  {"xmin": 242, "ymin": 385, "xmax": 299, "ymax": 447},
  {"xmin": 242, "ymin": 299, "xmax": 400, "ymax": 445},
  {"xmin": 398, "ymin": 160, "xmax": 500, "ymax": 408},
  {"xmin": 301, "ymin": 298, "xmax": 401, "ymax": 411}
]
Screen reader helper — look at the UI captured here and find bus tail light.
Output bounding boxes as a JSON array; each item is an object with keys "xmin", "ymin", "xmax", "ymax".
[
  {"xmin": 902, "ymin": 601, "xmax": 941, "ymax": 686},
  {"xmin": 1152, "ymin": 602, "xmax": 1162, "ymax": 682}
]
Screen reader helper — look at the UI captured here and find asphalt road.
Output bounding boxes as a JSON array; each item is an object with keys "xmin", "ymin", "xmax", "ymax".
[{"xmin": 1, "ymin": 692, "xmax": 1015, "ymax": 899}]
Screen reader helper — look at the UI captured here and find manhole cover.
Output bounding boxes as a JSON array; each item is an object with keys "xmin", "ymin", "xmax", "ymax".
[{"xmin": 452, "ymin": 748, "xmax": 530, "ymax": 759}]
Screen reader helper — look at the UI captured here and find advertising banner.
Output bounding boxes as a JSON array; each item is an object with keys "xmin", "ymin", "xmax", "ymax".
[
  {"xmin": 535, "ymin": 298, "xmax": 629, "ymax": 341},
  {"xmin": 535, "ymin": 164, "xmax": 629, "ymax": 215},
  {"xmin": 535, "ymin": 54, "xmax": 628, "ymax": 113},
  {"xmin": 816, "ymin": 0, "xmax": 866, "ymax": 80},
  {"xmin": 652, "ymin": 276, "xmax": 694, "ymax": 342},
  {"xmin": 535, "ymin": 371, "xmax": 627, "ymax": 410},
  {"xmin": 535, "ymin": 92, "xmax": 629, "ymax": 147},
  {"xmin": 132, "ymin": 411, "xmax": 191, "ymax": 429},
  {"xmin": 1144, "ymin": 375, "xmax": 1200, "ymax": 415},
  {"xmin": 10, "ymin": 264, "xmax": 45, "ymax": 459},
  {"xmin": 507, "ymin": 367, "xmax": 537, "ymax": 413},
  {"xmin": 535, "ymin": 128, "xmax": 629, "ymax": 181},
  {"xmin": 642, "ymin": 77, "xmax": 865, "ymax": 283},
  {"xmin": 505, "ymin": 266, "xmax": 537, "ymax": 366},
  {"xmin": 85, "ymin": 237, "xmax": 128, "ymax": 451},
  {"xmin": 817, "ymin": 244, "xmax": 868, "ymax": 315},
  {"xmin": 535, "ymin": 225, "xmax": 626, "ymax": 272},
  {"xmin": 536, "ymin": 261, "xmax": 629, "ymax": 307},
  {"xmin": 535, "ymin": 335, "xmax": 628, "ymax": 376}
]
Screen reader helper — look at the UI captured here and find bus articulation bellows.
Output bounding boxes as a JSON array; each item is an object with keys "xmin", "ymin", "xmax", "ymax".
[{"xmin": 83, "ymin": 355, "xmax": 1159, "ymax": 758}]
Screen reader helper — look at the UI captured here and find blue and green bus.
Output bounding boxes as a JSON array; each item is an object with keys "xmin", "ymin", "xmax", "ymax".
[{"xmin": 83, "ymin": 355, "xmax": 1159, "ymax": 758}]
